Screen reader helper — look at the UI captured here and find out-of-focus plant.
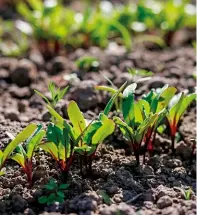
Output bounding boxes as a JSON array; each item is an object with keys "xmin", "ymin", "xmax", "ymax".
[
  {"xmin": 0, "ymin": 19, "xmax": 28, "ymax": 57},
  {"xmin": 75, "ymin": 56, "xmax": 99, "ymax": 72},
  {"xmin": 17, "ymin": 0, "xmax": 75, "ymax": 58},
  {"xmin": 10, "ymin": 125, "xmax": 45, "ymax": 187},
  {"xmin": 72, "ymin": 1, "xmax": 132, "ymax": 49},
  {"xmin": 166, "ymin": 92, "xmax": 196, "ymax": 154}
]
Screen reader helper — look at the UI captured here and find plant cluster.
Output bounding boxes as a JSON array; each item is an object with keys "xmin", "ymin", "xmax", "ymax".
[
  {"xmin": 0, "ymin": 0, "xmax": 195, "ymax": 57},
  {"xmin": 0, "ymin": 82, "xmax": 195, "ymax": 188}
]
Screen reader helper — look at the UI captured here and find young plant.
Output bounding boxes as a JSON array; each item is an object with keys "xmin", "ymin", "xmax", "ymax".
[
  {"xmin": 0, "ymin": 20, "xmax": 28, "ymax": 57},
  {"xmin": 0, "ymin": 124, "xmax": 37, "ymax": 176},
  {"xmin": 35, "ymin": 82, "xmax": 68, "ymax": 123},
  {"xmin": 75, "ymin": 56, "xmax": 99, "ymax": 72},
  {"xmin": 17, "ymin": 0, "xmax": 75, "ymax": 59},
  {"xmin": 38, "ymin": 178, "xmax": 69, "ymax": 205},
  {"xmin": 10, "ymin": 125, "xmax": 45, "ymax": 187},
  {"xmin": 113, "ymin": 83, "xmax": 158, "ymax": 165},
  {"xmin": 95, "ymin": 80, "xmax": 123, "ymax": 112},
  {"xmin": 73, "ymin": 2, "xmax": 132, "ymax": 49},
  {"xmin": 142, "ymin": 85, "xmax": 177, "ymax": 160},
  {"xmin": 174, "ymin": 187, "xmax": 193, "ymax": 200},
  {"xmin": 35, "ymin": 82, "xmax": 68, "ymax": 109},
  {"xmin": 166, "ymin": 92, "xmax": 196, "ymax": 154},
  {"xmin": 46, "ymin": 82, "xmax": 127, "ymax": 175},
  {"xmin": 95, "ymin": 69, "xmax": 153, "ymax": 111},
  {"xmin": 38, "ymin": 123, "xmax": 74, "ymax": 179}
]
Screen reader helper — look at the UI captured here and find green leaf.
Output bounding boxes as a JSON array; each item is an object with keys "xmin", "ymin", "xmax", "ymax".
[
  {"xmin": 59, "ymin": 183, "xmax": 69, "ymax": 190},
  {"xmin": 34, "ymin": 90, "xmax": 50, "ymax": 105},
  {"xmin": 0, "ymin": 171, "xmax": 5, "ymax": 176},
  {"xmin": 67, "ymin": 101, "xmax": 86, "ymax": 139},
  {"xmin": 47, "ymin": 105, "xmax": 65, "ymax": 126},
  {"xmin": 122, "ymin": 83, "xmax": 137, "ymax": 125},
  {"xmin": 27, "ymin": 0, "xmax": 43, "ymax": 11},
  {"xmin": 1, "ymin": 124, "xmax": 37, "ymax": 168},
  {"xmin": 97, "ymin": 190, "xmax": 111, "ymax": 205},
  {"xmin": 113, "ymin": 116, "xmax": 133, "ymax": 140},
  {"xmin": 39, "ymin": 142, "xmax": 59, "ymax": 161},
  {"xmin": 11, "ymin": 153, "xmax": 25, "ymax": 168},
  {"xmin": 27, "ymin": 129, "xmax": 45, "ymax": 159},
  {"xmin": 83, "ymin": 121, "xmax": 102, "ymax": 145},
  {"xmin": 156, "ymin": 86, "xmax": 177, "ymax": 112},
  {"xmin": 47, "ymin": 193, "xmax": 56, "ymax": 204},
  {"xmin": 57, "ymin": 191, "xmax": 65, "ymax": 198},
  {"xmin": 38, "ymin": 196, "xmax": 48, "ymax": 204},
  {"xmin": 95, "ymin": 85, "xmax": 122, "ymax": 97},
  {"xmin": 92, "ymin": 117, "xmax": 115, "ymax": 144},
  {"xmin": 104, "ymin": 81, "xmax": 127, "ymax": 116}
]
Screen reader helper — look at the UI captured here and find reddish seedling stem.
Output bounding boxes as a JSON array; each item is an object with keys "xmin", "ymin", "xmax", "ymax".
[
  {"xmin": 170, "ymin": 121, "xmax": 177, "ymax": 154},
  {"xmin": 23, "ymin": 160, "xmax": 33, "ymax": 188}
]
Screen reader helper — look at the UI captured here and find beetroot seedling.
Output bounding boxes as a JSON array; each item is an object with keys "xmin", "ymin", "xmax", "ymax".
[
  {"xmin": 166, "ymin": 92, "xmax": 196, "ymax": 154},
  {"xmin": 142, "ymin": 85, "xmax": 177, "ymax": 160},
  {"xmin": 10, "ymin": 125, "xmax": 45, "ymax": 187},
  {"xmin": 0, "ymin": 124, "xmax": 37, "ymax": 177},
  {"xmin": 114, "ymin": 83, "xmax": 158, "ymax": 164}
]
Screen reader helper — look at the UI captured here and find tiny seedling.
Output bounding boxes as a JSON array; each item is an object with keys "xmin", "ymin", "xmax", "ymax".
[
  {"xmin": 35, "ymin": 82, "xmax": 68, "ymax": 123},
  {"xmin": 10, "ymin": 125, "xmax": 45, "ymax": 186},
  {"xmin": 174, "ymin": 187, "xmax": 193, "ymax": 200},
  {"xmin": 127, "ymin": 68, "xmax": 153, "ymax": 83},
  {"xmin": 75, "ymin": 56, "xmax": 99, "ymax": 72},
  {"xmin": 0, "ymin": 124, "xmax": 37, "ymax": 176},
  {"xmin": 35, "ymin": 82, "xmax": 69, "ymax": 109},
  {"xmin": 95, "ymin": 69, "xmax": 152, "ymax": 111},
  {"xmin": 166, "ymin": 92, "xmax": 196, "ymax": 154},
  {"xmin": 38, "ymin": 179, "xmax": 69, "ymax": 205}
]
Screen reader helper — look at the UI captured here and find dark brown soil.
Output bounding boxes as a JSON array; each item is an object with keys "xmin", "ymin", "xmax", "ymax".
[{"xmin": 0, "ymin": 43, "xmax": 196, "ymax": 215}]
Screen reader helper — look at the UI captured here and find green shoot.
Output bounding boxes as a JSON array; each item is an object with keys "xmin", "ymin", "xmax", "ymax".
[
  {"xmin": 10, "ymin": 125, "xmax": 45, "ymax": 186},
  {"xmin": 0, "ymin": 124, "xmax": 37, "ymax": 176},
  {"xmin": 75, "ymin": 56, "xmax": 99, "ymax": 72},
  {"xmin": 114, "ymin": 83, "xmax": 158, "ymax": 164},
  {"xmin": 38, "ymin": 178, "xmax": 69, "ymax": 205},
  {"xmin": 166, "ymin": 92, "xmax": 196, "ymax": 154},
  {"xmin": 34, "ymin": 82, "xmax": 68, "ymax": 123}
]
